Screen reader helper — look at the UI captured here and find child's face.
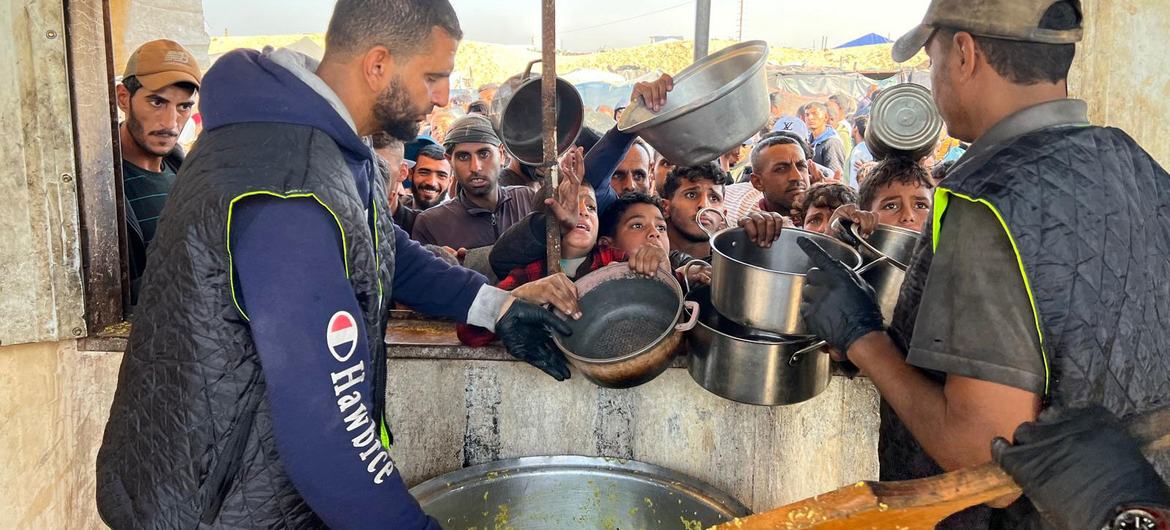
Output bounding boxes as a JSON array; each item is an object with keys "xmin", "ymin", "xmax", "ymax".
[
  {"xmin": 562, "ymin": 186, "xmax": 600, "ymax": 258},
  {"xmin": 867, "ymin": 181, "xmax": 931, "ymax": 233},
  {"xmin": 609, "ymin": 203, "xmax": 669, "ymax": 254}
]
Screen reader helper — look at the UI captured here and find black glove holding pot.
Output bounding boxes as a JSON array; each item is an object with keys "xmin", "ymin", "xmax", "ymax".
[
  {"xmin": 992, "ymin": 405, "xmax": 1170, "ymax": 530},
  {"xmin": 495, "ymin": 299, "xmax": 574, "ymax": 381},
  {"xmin": 797, "ymin": 237, "xmax": 885, "ymax": 359}
]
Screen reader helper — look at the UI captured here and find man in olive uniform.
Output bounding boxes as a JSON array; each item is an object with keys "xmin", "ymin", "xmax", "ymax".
[{"xmin": 799, "ymin": 0, "xmax": 1170, "ymax": 528}]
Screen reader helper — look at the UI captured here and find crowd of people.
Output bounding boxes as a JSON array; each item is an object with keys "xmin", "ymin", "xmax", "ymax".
[{"xmin": 96, "ymin": 0, "xmax": 1169, "ymax": 529}]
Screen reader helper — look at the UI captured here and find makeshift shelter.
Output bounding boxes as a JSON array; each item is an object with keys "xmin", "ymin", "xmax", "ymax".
[
  {"xmin": 835, "ymin": 33, "xmax": 893, "ymax": 48},
  {"xmin": 835, "ymin": 33, "xmax": 894, "ymax": 49}
]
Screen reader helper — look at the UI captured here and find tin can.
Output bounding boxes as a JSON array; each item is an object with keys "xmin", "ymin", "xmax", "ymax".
[{"xmin": 865, "ymin": 83, "xmax": 943, "ymax": 161}]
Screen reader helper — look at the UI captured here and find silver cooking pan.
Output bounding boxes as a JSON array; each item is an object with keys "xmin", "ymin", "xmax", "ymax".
[{"xmin": 696, "ymin": 208, "xmax": 862, "ymax": 336}]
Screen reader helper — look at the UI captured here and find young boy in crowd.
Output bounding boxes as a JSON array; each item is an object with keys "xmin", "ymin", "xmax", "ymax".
[
  {"xmin": 461, "ymin": 152, "xmax": 706, "ymax": 346},
  {"xmin": 798, "ymin": 182, "xmax": 859, "ymax": 235},
  {"xmin": 830, "ymin": 156, "xmax": 934, "ymax": 235}
]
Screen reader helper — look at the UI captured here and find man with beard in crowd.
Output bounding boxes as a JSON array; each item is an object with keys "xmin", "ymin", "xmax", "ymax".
[
  {"xmin": 408, "ymin": 143, "xmax": 452, "ymax": 209},
  {"xmin": 97, "ymin": 1, "xmax": 573, "ymax": 528},
  {"xmin": 609, "ymin": 140, "xmax": 654, "ymax": 196},
  {"xmin": 116, "ymin": 39, "xmax": 202, "ymax": 305},
  {"xmin": 411, "ymin": 113, "xmax": 537, "ymax": 248}
]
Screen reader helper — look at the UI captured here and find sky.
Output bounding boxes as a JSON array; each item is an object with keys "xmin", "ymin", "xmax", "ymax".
[{"xmin": 201, "ymin": 0, "xmax": 932, "ymax": 51}]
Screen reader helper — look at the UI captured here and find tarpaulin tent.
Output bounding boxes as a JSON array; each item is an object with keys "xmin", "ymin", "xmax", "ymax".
[{"xmin": 835, "ymin": 33, "xmax": 893, "ymax": 49}]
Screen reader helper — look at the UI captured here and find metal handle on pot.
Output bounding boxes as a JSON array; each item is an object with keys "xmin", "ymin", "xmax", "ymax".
[
  {"xmin": 676, "ymin": 301, "xmax": 700, "ymax": 332},
  {"xmin": 788, "ymin": 339, "xmax": 827, "ymax": 366},
  {"xmin": 832, "ymin": 217, "xmax": 863, "ymax": 246},
  {"xmin": 695, "ymin": 207, "xmax": 728, "ymax": 240},
  {"xmin": 680, "ymin": 259, "xmax": 710, "ymax": 293},
  {"xmin": 522, "ymin": 59, "xmax": 541, "ymax": 79},
  {"xmin": 833, "ymin": 217, "xmax": 910, "ymax": 272}
]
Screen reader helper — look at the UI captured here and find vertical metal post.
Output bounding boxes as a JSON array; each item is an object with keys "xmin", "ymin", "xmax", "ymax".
[
  {"xmin": 542, "ymin": 0, "xmax": 562, "ymax": 274},
  {"xmin": 694, "ymin": 0, "xmax": 711, "ymax": 61},
  {"xmin": 737, "ymin": 0, "xmax": 745, "ymax": 42}
]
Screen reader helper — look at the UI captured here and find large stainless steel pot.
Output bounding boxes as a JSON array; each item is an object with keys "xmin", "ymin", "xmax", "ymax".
[
  {"xmin": 411, "ymin": 456, "xmax": 750, "ymax": 529},
  {"xmin": 617, "ymin": 40, "xmax": 770, "ymax": 166},
  {"xmin": 554, "ymin": 264, "xmax": 699, "ymax": 388},
  {"xmin": 686, "ymin": 286, "xmax": 831, "ymax": 406},
  {"xmin": 698, "ymin": 208, "xmax": 862, "ymax": 336},
  {"xmin": 490, "ymin": 60, "xmax": 584, "ymax": 166}
]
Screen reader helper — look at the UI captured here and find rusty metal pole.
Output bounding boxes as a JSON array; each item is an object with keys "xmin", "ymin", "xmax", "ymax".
[{"xmin": 542, "ymin": 0, "xmax": 562, "ymax": 274}]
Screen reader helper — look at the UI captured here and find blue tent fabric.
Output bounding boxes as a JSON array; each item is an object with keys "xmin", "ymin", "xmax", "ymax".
[{"xmin": 835, "ymin": 33, "xmax": 893, "ymax": 48}]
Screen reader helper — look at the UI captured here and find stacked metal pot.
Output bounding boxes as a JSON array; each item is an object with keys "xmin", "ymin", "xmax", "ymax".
[{"xmin": 679, "ymin": 210, "xmax": 861, "ymax": 405}]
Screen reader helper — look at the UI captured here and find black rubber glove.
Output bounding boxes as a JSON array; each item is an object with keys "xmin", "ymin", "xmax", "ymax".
[
  {"xmin": 992, "ymin": 405, "xmax": 1170, "ymax": 530},
  {"xmin": 797, "ymin": 237, "xmax": 884, "ymax": 357},
  {"xmin": 495, "ymin": 300, "xmax": 574, "ymax": 381}
]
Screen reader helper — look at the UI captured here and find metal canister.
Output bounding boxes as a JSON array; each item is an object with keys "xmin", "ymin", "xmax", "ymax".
[{"xmin": 865, "ymin": 83, "xmax": 942, "ymax": 161}]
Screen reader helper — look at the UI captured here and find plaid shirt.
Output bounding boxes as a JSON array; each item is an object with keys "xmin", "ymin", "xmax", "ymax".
[{"xmin": 456, "ymin": 246, "xmax": 627, "ymax": 346}]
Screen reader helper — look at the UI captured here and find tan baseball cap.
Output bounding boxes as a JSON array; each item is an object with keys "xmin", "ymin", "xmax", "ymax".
[
  {"xmin": 122, "ymin": 39, "xmax": 202, "ymax": 91},
  {"xmin": 892, "ymin": 0, "xmax": 1083, "ymax": 63}
]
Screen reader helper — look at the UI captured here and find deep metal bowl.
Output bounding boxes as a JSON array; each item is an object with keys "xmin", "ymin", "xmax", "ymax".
[
  {"xmin": 411, "ymin": 456, "xmax": 751, "ymax": 529},
  {"xmin": 618, "ymin": 40, "xmax": 770, "ymax": 166}
]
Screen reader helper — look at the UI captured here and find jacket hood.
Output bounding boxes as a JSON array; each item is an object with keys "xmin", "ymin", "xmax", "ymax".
[{"xmin": 199, "ymin": 48, "xmax": 371, "ymax": 163}]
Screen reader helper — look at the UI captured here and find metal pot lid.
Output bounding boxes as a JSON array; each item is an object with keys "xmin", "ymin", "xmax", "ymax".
[
  {"xmin": 617, "ymin": 40, "xmax": 770, "ymax": 133},
  {"xmin": 868, "ymin": 83, "xmax": 942, "ymax": 153},
  {"xmin": 411, "ymin": 455, "xmax": 750, "ymax": 529}
]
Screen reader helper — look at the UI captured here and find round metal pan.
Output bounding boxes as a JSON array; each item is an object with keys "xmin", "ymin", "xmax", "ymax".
[{"xmin": 411, "ymin": 455, "xmax": 751, "ymax": 529}]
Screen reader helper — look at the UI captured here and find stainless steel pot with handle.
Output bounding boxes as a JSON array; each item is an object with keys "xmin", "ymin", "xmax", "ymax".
[
  {"xmin": 489, "ymin": 60, "xmax": 584, "ymax": 166},
  {"xmin": 685, "ymin": 285, "xmax": 831, "ymax": 406},
  {"xmin": 697, "ymin": 208, "xmax": 862, "ymax": 336},
  {"xmin": 554, "ymin": 263, "xmax": 699, "ymax": 388},
  {"xmin": 779, "ymin": 220, "xmax": 922, "ymax": 361}
]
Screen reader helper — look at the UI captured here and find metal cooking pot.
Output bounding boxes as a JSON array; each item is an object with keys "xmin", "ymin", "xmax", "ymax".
[
  {"xmin": 865, "ymin": 83, "xmax": 943, "ymax": 161},
  {"xmin": 698, "ymin": 208, "xmax": 862, "ymax": 336},
  {"xmin": 490, "ymin": 60, "xmax": 584, "ymax": 166},
  {"xmin": 411, "ymin": 456, "xmax": 750, "ymax": 529},
  {"xmin": 554, "ymin": 264, "xmax": 699, "ymax": 388},
  {"xmin": 834, "ymin": 218, "xmax": 920, "ymax": 324},
  {"xmin": 685, "ymin": 286, "xmax": 831, "ymax": 406},
  {"xmin": 617, "ymin": 40, "xmax": 770, "ymax": 166}
]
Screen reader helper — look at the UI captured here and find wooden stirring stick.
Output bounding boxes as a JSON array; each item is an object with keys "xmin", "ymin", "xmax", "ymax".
[{"xmin": 714, "ymin": 406, "xmax": 1170, "ymax": 530}]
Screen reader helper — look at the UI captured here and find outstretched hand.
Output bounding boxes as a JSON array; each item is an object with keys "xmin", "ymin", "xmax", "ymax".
[{"xmin": 546, "ymin": 146, "xmax": 585, "ymax": 233}]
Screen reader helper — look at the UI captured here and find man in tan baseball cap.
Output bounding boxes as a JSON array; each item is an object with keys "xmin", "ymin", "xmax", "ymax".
[
  {"xmin": 799, "ymin": 1, "xmax": 1170, "ymax": 529},
  {"xmin": 121, "ymin": 38, "xmax": 203, "ymax": 91},
  {"xmin": 116, "ymin": 39, "xmax": 202, "ymax": 304}
]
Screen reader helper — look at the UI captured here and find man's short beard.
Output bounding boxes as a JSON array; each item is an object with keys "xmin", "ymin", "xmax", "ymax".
[
  {"xmin": 127, "ymin": 101, "xmax": 174, "ymax": 157},
  {"xmin": 373, "ymin": 76, "xmax": 422, "ymax": 142},
  {"xmin": 413, "ymin": 187, "xmax": 445, "ymax": 209}
]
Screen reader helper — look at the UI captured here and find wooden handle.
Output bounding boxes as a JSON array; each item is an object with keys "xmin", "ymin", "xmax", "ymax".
[{"xmin": 714, "ymin": 405, "xmax": 1170, "ymax": 530}]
